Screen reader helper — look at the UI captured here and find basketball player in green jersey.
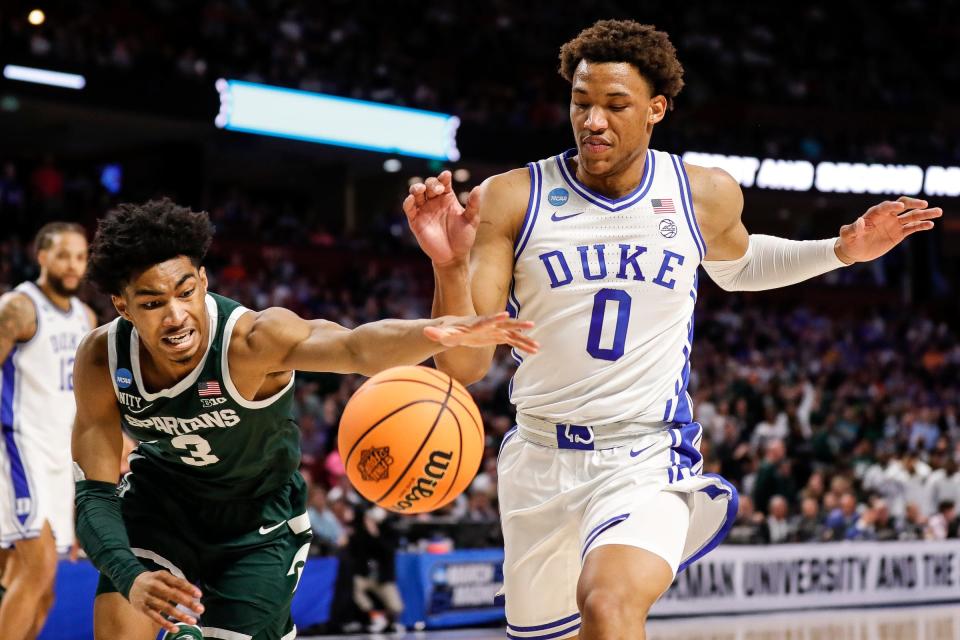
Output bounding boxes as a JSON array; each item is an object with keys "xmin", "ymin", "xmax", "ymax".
[{"xmin": 72, "ymin": 198, "xmax": 537, "ymax": 639}]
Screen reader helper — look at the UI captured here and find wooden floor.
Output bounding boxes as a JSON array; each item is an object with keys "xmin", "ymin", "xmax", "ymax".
[{"xmin": 302, "ymin": 603, "xmax": 960, "ymax": 639}]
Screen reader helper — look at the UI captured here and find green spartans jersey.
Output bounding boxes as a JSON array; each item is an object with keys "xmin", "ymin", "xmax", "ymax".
[{"xmin": 108, "ymin": 293, "xmax": 300, "ymax": 500}]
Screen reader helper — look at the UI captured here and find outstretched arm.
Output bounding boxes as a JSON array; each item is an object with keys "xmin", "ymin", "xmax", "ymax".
[
  {"xmin": 690, "ymin": 164, "xmax": 942, "ymax": 291},
  {"xmin": 242, "ymin": 306, "xmax": 536, "ymax": 377}
]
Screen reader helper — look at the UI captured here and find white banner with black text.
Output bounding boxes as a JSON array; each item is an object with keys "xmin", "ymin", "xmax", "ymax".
[{"xmin": 651, "ymin": 540, "xmax": 960, "ymax": 616}]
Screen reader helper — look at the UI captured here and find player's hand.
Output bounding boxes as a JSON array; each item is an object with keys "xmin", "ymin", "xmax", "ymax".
[
  {"xmin": 424, "ymin": 312, "xmax": 539, "ymax": 354},
  {"xmin": 69, "ymin": 540, "xmax": 82, "ymax": 562},
  {"xmin": 403, "ymin": 171, "xmax": 480, "ymax": 267},
  {"xmin": 128, "ymin": 570, "xmax": 204, "ymax": 634},
  {"xmin": 835, "ymin": 196, "xmax": 942, "ymax": 263}
]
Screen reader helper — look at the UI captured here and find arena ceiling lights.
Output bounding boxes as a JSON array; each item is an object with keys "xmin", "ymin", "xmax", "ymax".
[
  {"xmin": 683, "ymin": 152, "xmax": 959, "ymax": 197},
  {"xmin": 215, "ymin": 79, "xmax": 460, "ymax": 161},
  {"xmin": 2, "ymin": 64, "xmax": 86, "ymax": 90}
]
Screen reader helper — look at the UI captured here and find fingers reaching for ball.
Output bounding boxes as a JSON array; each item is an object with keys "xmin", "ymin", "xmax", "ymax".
[{"xmin": 424, "ymin": 312, "xmax": 539, "ymax": 354}]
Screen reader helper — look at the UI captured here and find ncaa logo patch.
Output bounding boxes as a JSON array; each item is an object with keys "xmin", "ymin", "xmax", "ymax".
[
  {"xmin": 115, "ymin": 368, "xmax": 133, "ymax": 389},
  {"xmin": 659, "ymin": 219, "xmax": 678, "ymax": 239},
  {"xmin": 547, "ymin": 188, "xmax": 569, "ymax": 207}
]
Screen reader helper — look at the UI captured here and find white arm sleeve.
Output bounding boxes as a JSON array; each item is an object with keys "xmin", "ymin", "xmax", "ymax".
[{"xmin": 701, "ymin": 234, "xmax": 850, "ymax": 291}]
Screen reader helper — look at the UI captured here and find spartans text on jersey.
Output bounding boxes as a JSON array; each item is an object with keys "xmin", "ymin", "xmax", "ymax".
[{"xmin": 124, "ymin": 409, "xmax": 240, "ymax": 436}]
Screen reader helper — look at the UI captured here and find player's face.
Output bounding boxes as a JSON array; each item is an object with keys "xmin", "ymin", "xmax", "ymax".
[
  {"xmin": 569, "ymin": 60, "xmax": 667, "ymax": 177},
  {"xmin": 38, "ymin": 232, "xmax": 88, "ymax": 296},
  {"xmin": 113, "ymin": 257, "xmax": 209, "ymax": 364}
]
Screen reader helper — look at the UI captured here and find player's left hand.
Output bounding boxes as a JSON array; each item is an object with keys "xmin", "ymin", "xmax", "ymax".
[
  {"xmin": 424, "ymin": 312, "xmax": 539, "ymax": 354},
  {"xmin": 836, "ymin": 196, "xmax": 942, "ymax": 263},
  {"xmin": 403, "ymin": 171, "xmax": 480, "ymax": 267}
]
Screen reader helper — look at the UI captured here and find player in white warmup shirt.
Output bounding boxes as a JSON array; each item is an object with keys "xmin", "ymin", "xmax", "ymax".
[
  {"xmin": 404, "ymin": 20, "xmax": 943, "ymax": 640},
  {"xmin": 0, "ymin": 222, "xmax": 96, "ymax": 640}
]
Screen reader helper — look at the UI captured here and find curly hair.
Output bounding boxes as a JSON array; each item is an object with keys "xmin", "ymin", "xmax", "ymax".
[
  {"xmin": 87, "ymin": 198, "xmax": 214, "ymax": 295},
  {"xmin": 558, "ymin": 20, "xmax": 685, "ymax": 110}
]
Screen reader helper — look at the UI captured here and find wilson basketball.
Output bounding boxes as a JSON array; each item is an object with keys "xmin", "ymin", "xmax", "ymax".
[{"xmin": 338, "ymin": 365, "xmax": 485, "ymax": 514}]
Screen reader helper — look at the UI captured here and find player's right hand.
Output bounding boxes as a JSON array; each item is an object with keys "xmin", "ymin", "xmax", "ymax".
[
  {"xmin": 424, "ymin": 312, "xmax": 539, "ymax": 354},
  {"xmin": 403, "ymin": 170, "xmax": 480, "ymax": 267},
  {"xmin": 128, "ymin": 570, "xmax": 204, "ymax": 633}
]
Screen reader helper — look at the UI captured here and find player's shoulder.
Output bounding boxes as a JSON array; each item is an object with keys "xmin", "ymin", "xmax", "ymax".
[
  {"xmin": 225, "ymin": 306, "xmax": 294, "ymax": 355},
  {"xmin": 683, "ymin": 161, "xmax": 744, "ymax": 229},
  {"xmin": 226, "ymin": 306, "xmax": 318, "ymax": 375},
  {"xmin": 0, "ymin": 289, "xmax": 38, "ymax": 341},
  {"xmin": 482, "ymin": 166, "xmax": 531, "ymax": 193},
  {"xmin": 683, "ymin": 162, "xmax": 742, "ymax": 198},
  {"xmin": 477, "ymin": 167, "xmax": 532, "ymax": 234},
  {"xmin": 76, "ymin": 323, "xmax": 111, "ymax": 368}
]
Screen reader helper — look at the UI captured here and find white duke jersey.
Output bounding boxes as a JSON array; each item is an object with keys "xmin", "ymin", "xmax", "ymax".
[
  {"xmin": 1, "ymin": 282, "xmax": 90, "ymax": 469},
  {"xmin": 508, "ymin": 148, "xmax": 706, "ymax": 426}
]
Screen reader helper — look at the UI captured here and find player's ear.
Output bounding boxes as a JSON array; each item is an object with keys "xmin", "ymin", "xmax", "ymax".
[
  {"xmin": 111, "ymin": 294, "xmax": 132, "ymax": 321},
  {"xmin": 198, "ymin": 266, "xmax": 208, "ymax": 293},
  {"xmin": 648, "ymin": 96, "xmax": 667, "ymax": 125}
]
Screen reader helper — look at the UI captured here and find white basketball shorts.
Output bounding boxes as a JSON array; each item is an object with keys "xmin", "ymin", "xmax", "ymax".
[
  {"xmin": 497, "ymin": 421, "xmax": 737, "ymax": 639},
  {"xmin": 0, "ymin": 428, "xmax": 75, "ymax": 552}
]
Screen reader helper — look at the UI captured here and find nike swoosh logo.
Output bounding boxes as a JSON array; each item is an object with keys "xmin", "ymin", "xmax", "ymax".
[
  {"xmin": 126, "ymin": 404, "xmax": 155, "ymax": 415},
  {"xmin": 551, "ymin": 210, "xmax": 585, "ymax": 222},
  {"xmin": 259, "ymin": 522, "xmax": 287, "ymax": 535},
  {"xmin": 629, "ymin": 443, "xmax": 655, "ymax": 458}
]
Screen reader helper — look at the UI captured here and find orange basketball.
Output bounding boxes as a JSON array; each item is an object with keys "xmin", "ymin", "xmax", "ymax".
[{"xmin": 338, "ymin": 365, "xmax": 485, "ymax": 514}]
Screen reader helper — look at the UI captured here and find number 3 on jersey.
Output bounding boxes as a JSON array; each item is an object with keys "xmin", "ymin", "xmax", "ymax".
[
  {"xmin": 171, "ymin": 434, "xmax": 220, "ymax": 466},
  {"xmin": 587, "ymin": 288, "xmax": 632, "ymax": 361}
]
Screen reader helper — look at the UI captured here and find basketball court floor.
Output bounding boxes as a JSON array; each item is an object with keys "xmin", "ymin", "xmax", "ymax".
[{"xmin": 302, "ymin": 603, "xmax": 960, "ymax": 639}]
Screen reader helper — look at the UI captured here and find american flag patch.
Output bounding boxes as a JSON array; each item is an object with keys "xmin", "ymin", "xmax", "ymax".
[
  {"xmin": 198, "ymin": 381, "xmax": 222, "ymax": 397},
  {"xmin": 651, "ymin": 198, "xmax": 675, "ymax": 214}
]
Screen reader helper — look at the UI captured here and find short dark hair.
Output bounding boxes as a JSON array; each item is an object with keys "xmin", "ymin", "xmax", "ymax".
[
  {"xmin": 558, "ymin": 19, "xmax": 685, "ymax": 110},
  {"xmin": 34, "ymin": 222, "xmax": 86, "ymax": 253},
  {"xmin": 87, "ymin": 198, "xmax": 214, "ymax": 295}
]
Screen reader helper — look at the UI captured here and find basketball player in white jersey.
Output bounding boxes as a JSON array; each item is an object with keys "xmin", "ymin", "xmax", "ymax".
[
  {"xmin": 0, "ymin": 222, "xmax": 96, "ymax": 640},
  {"xmin": 404, "ymin": 20, "xmax": 943, "ymax": 640}
]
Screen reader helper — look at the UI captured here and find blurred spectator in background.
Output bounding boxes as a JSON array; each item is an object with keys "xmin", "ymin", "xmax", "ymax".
[
  {"xmin": 900, "ymin": 503, "xmax": 927, "ymax": 541},
  {"xmin": 727, "ymin": 496, "xmax": 768, "ymax": 545},
  {"xmin": 825, "ymin": 492, "xmax": 860, "ymax": 541},
  {"xmin": 753, "ymin": 439, "xmax": 797, "ymax": 513},
  {"xmin": 792, "ymin": 496, "xmax": 824, "ymax": 542},
  {"xmin": 846, "ymin": 504, "xmax": 878, "ymax": 541},
  {"xmin": 871, "ymin": 500, "xmax": 898, "ymax": 541},
  {"xmin": 765, "ymin": 496, "xmax": 793, "ymax": 543},
  {"xmin": 307, "ymin": 482, "xmax": 347, "ymax": 554},
  {"xmin": 350, "ymin": 506, "xmax": 405, "ymax": 633},
  {"xmin": 926, "ymin": 501, "xmax": 958, "ymax": 540}
]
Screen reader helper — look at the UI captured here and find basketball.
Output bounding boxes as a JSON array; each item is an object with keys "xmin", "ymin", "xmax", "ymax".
[{"xmin": 338, "ymin": 365, "xmax": 485, "ymax": 514}]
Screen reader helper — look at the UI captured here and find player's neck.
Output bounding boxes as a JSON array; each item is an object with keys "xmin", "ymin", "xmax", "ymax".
[
  {"xmin": 34, "ymin": 277, "xmax": 71, "ymax": 312},
  {"xmin": 573, "ymin": 147, "xmax": 649, "ymax": 199}
]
